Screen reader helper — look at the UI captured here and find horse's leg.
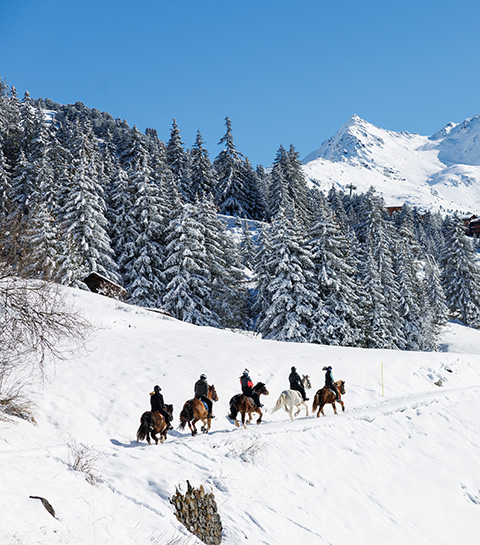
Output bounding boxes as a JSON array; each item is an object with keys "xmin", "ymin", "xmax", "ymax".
[
  {"xmin": 319, "ymin": 403, "xmax": 326, "ymax": 417},
  {"xmin": 332, "ymin": 402, "xmax": 338, "ymax": 415},
  {"xmin": 191, "ymin": 419, "xmax": 198, "ymax": 436},
  {"xmin": 203, "ymin": 417, "xmax": 210, "ymax": 433},
  {"xmin": 242, "ymin": 411, "xmax": 247, "ymax": 429},
  {"xmin": 146, "ymin": 432, "xmax": 152, "ymax": 445},
  {"xmin": 339, "ymin": 400, "xmax": 345, "ymax": 412},
  {"xmin": 304, "ymin": 401, "xmax": 309, "ymax": 417},
  {"xmin": 256, "ymin": 409, "xmax": 263, "ymax": 424}
]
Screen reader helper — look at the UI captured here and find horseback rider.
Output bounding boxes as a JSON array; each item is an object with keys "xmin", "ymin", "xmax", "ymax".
[
  {"xmin": 240, "ymin": 369, "xmax": 262, "ymax": 408},
  {"xmin": 150, "ymin": 385, "xmax": 173, "ymax": 429},
  {"xmin": 289, "ymin": 366, "xmax": 308, "ymax": 401},
  {"xmin": 194, "ymin": 373, "xmax": 215, "ymax": 419},
  {"xmin": 323, "ymin": 366, "xmax": 339, "ymax": 400}
]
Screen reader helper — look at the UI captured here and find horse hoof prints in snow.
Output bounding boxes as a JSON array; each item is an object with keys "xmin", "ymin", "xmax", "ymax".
[
  {"xmin": 271, "ymin": 375, "xmax": 312, "ymax": 421},
  {"xmin": 228, "ymin": 382, "xmax": 269, "ymax": 428},
  {"xmin": 136, "ymin": 405, "xmax": 173, "ymax": 444},
  {"xmin": 312, "ymin": 381, "xmax": 346, "ymax": 417}
]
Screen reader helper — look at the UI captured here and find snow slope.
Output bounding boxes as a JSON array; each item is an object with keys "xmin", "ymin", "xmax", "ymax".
[
  {"xmin": 1, "ymin": 289, "xmax": 480, "ymax": 544},
  {"xmin": 303, "ymin": 114, "xmax": 480, "ymax": 215}
]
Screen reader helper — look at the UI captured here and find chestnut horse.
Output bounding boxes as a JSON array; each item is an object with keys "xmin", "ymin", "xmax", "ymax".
[
  {"xmin": 312, "ymin": 381, "xmax": 346, "ymax": 417},
  {"xmin": 228, "ymin": 382, "xmax": 269, "ymax": 428},
  {"xmin": 136, "ymin": 404, "xmax": 174, "ymax": 444},
  {"xmin": 179, "ymin": 384, "xmax": 219, "ymax": 436}
]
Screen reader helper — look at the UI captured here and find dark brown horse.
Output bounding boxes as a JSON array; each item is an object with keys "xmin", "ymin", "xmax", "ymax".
[
  {"xmin": 179, "ymin": 384, "xmax": 219, "ymax": 436},
  {"xmin": 312, "ymin": 381, "xmax": 346, "ymax": 417},
  {"xmin": 228, "ymin": 382, "xmax": 269, "ymax": 428},
  {"xmin": 136, "ymin": 404, "xmax": 174, "ymax": 444}
]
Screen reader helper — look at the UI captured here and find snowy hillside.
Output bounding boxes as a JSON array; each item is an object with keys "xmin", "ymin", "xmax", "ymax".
[
  {"xmin": 303, "ymin": 114, "xmax": 480, "ymax": 215},
  {"xmin": 2, "ymin": 288, "xmax": 480, "ymax": 545}
]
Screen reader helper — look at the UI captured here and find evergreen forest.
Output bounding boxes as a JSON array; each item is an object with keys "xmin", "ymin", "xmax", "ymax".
[{"xmin": 2, "ymin": 79, "xmax": 480, "ymax": 351}]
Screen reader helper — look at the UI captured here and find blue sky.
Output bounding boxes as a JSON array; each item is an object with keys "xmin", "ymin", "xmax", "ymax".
[{"xmin": 1, "ymin": 0, "xmax": 480, "ymax": 166}]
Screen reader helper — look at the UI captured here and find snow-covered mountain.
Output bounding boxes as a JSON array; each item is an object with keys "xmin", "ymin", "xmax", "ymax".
[
  {"xmin": 2, "ymin": 288, "xmax": 480, "ymax": 544},
  {"xmin": 303, "ymin": 114, "xmax": 480, "ymax": 214}
]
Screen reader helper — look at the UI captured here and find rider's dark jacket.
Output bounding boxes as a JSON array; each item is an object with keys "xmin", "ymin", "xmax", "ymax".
[
  {"xmin": 289, "ymin": 370, "xmax": 302, "ymax": 388},
  {"xmin": 194, "ymin": 378, "xmax": 209, "ymax": 398},
  {"xmin": 150, "ymin": 391, "xmax": 166, "ymax": 412}
]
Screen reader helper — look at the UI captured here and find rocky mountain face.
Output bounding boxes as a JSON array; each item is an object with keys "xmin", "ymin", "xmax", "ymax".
[{"xmin": 302, "ymin": 114, "xmax": 480, "ymax": 214}]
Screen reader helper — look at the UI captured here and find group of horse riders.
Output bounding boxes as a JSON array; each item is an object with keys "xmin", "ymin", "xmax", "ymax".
[{"xmin": 148, "ymin": 365, "xmax": 340, "ymax": 428}]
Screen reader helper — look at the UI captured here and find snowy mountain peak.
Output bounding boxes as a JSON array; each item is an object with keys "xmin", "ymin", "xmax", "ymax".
[
  {"xmin": 302, "ymin": 114, "xmax": 413, "ymax": 165},
  {"xmin": 302, "ymin": 114, "xmax": 480, "ymax": 214}
]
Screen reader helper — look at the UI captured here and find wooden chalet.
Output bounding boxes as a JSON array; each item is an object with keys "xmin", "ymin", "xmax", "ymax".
[{"xmin": 83, "ymin": 272, "xmax": 128, "ymax": 301}]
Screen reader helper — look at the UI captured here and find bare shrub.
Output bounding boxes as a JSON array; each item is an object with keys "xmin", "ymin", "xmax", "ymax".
[
  {"xmin": 0, "ymin": 216, "xmax": 92, "ymax": 416},
  {"xmin": 67, "ymin": 437, "xmax": 101, "ymax": 485},
  {"xmin": 0, "ymin": 381, "xmax": 36, "ymax": 422},
  {"xmin": 226, "ymin": 435, "xmax": 266, "ymax": 464}
]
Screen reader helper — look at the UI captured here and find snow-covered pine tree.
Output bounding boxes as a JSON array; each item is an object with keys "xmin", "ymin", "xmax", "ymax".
[
  {"xmin": 254, "ymin": 208, "xmax": 316, "ymax": 342},
  {"xmin": 195, "ymin": 198, "xmax": 249, "ymax": 329},
  {"xmin": 308, "ymin": 200, "xmax": 362, "ymax": 346},
  {"xmin": 166, "ymin": 119, "xmax": 192, "ymax": 203},
  {"xmin": 354, "ymin": 188, "xmax": 403, "ymax": 349},
  {"xmin": 392, "ymin": 237, "xmax": 424, "ymax": 351},
  {"xmin": 440, "ymin": 214, "xmax": 480, "ymax": 327},
  {"xmin": 268, "ymin": 145, "xmax": 293, "ymax": 219},
  {"xmin": 189, "ymin": 130, "xmax": 217, "ymax": 200},
  {"xmin": 59, "ymin": 118, "xmax": 118, "ymax": 284},
  {"xmin": 162, "ymin": 203, "xmax": 221, "ymax": 326},
  {"xmin": 422, "ymin": 255, "xmax": 448, "ymax": 349},
  {"xmin": 286, "ymin": 144, "xmax": 310, "ymax": 225},
  {"xmin": 0, "ymin": 144, "xmax": 11, "ymax": 217},
  {"xmin": 239, "ymin": 219, "xmax": 257, "ymax": 270},
  {"xmin": 327, "ymin": 186, "xmax": 349, "ymax": 230},
  {"xmin": 214, "ymin": 117, "xmax": 250, "ymax": 218},
  {"xmin": 120, "ymin": 139, "xmax": 166, "ymax": 307},
  {"xmin": 23, "ymin": 203, "xmax": 59, "ymax": 280},
  {"xmin": 241, "ymin": 157, "xmax": 266, "ymax": 221}
]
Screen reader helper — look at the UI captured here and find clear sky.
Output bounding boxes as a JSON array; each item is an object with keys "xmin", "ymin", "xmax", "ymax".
[{"xmin": 1, "ymin": 0, "xmax": 480, "ymax": 166}]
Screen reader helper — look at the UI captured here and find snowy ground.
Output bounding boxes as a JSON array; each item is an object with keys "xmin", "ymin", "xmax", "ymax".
[{"xmin": 1, "ymin": 289, "xmax": 480, "ymax": 545}]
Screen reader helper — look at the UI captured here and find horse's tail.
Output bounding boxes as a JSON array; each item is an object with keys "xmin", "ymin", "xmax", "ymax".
[
  {"xmin": 312, "ymin": 392, "xmax": 320, "ymax": 413},
  {"xmin": 271, "ymin": 392, "xmax": 287, "ymax": 414},
  {"xmin": 179, "ymin": 401, "xmax": 193, "ymax": 430},
  {"xmin": 137, "ymin": 412, "xmax": 151, "ymax": 442},
  {"xmin": 228, "ymin": 396, "xmax": 239, "ymax": 420}
]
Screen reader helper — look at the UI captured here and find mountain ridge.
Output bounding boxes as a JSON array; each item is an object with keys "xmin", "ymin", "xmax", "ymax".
[{"xmin": 302, "ymin": 114, "xmax": 480, "ymax": 214}]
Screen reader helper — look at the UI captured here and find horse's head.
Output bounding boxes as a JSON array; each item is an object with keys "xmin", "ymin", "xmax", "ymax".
[
  {"xmin": 255, "ymin": 382, "xmax": 269, "ymax": 396},
  {"xmin": 302, "ymin": 375, "xmax": 312, "ymax": 390},
  {"xmin": 336, "ymin": 381, "xmax": 346, "ymax": 395},
  {"xmin": 208, "ymin": 384, "xmax": 219, "ymax": 402}
]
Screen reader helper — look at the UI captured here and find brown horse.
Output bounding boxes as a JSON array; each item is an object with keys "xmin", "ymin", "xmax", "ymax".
[
  {"xmin": 228, "ymin": 382, "xmax": 269, "ymax": 428},
  {"xmin": 179, "ymin": 384, "xmax": 219, "ymax": 436},
  {"xmin": 312, "ymin": 381, "xmax": 346, "ymax": 417},
  {"xmin": 136, "ymin": 404, "xmax": 174, "ymax": 444}
]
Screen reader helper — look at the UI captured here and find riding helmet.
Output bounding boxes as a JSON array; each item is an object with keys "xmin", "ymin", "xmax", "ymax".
[
  {"xmin": 242, "ymin": 369, "xmax": 249, "ymax": 376},
  {"xmin": 154, "ymin": 385, "xmax": 161, "ymax": 393},
  {"xmin": 200, "ymin": 373, "xmax": 207, "ymax": 380},
  {"xmin": 291, "ymin": 366, "xmax": 296, "ymax": 372},
  {"xmin": 327, "ymin": 366, "xmax": 332, "ymax": 371}
]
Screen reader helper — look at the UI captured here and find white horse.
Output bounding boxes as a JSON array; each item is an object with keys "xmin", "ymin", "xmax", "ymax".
[{"xmin": 271, "ymin": 375, "xmax": 312, "ymax": 421}]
